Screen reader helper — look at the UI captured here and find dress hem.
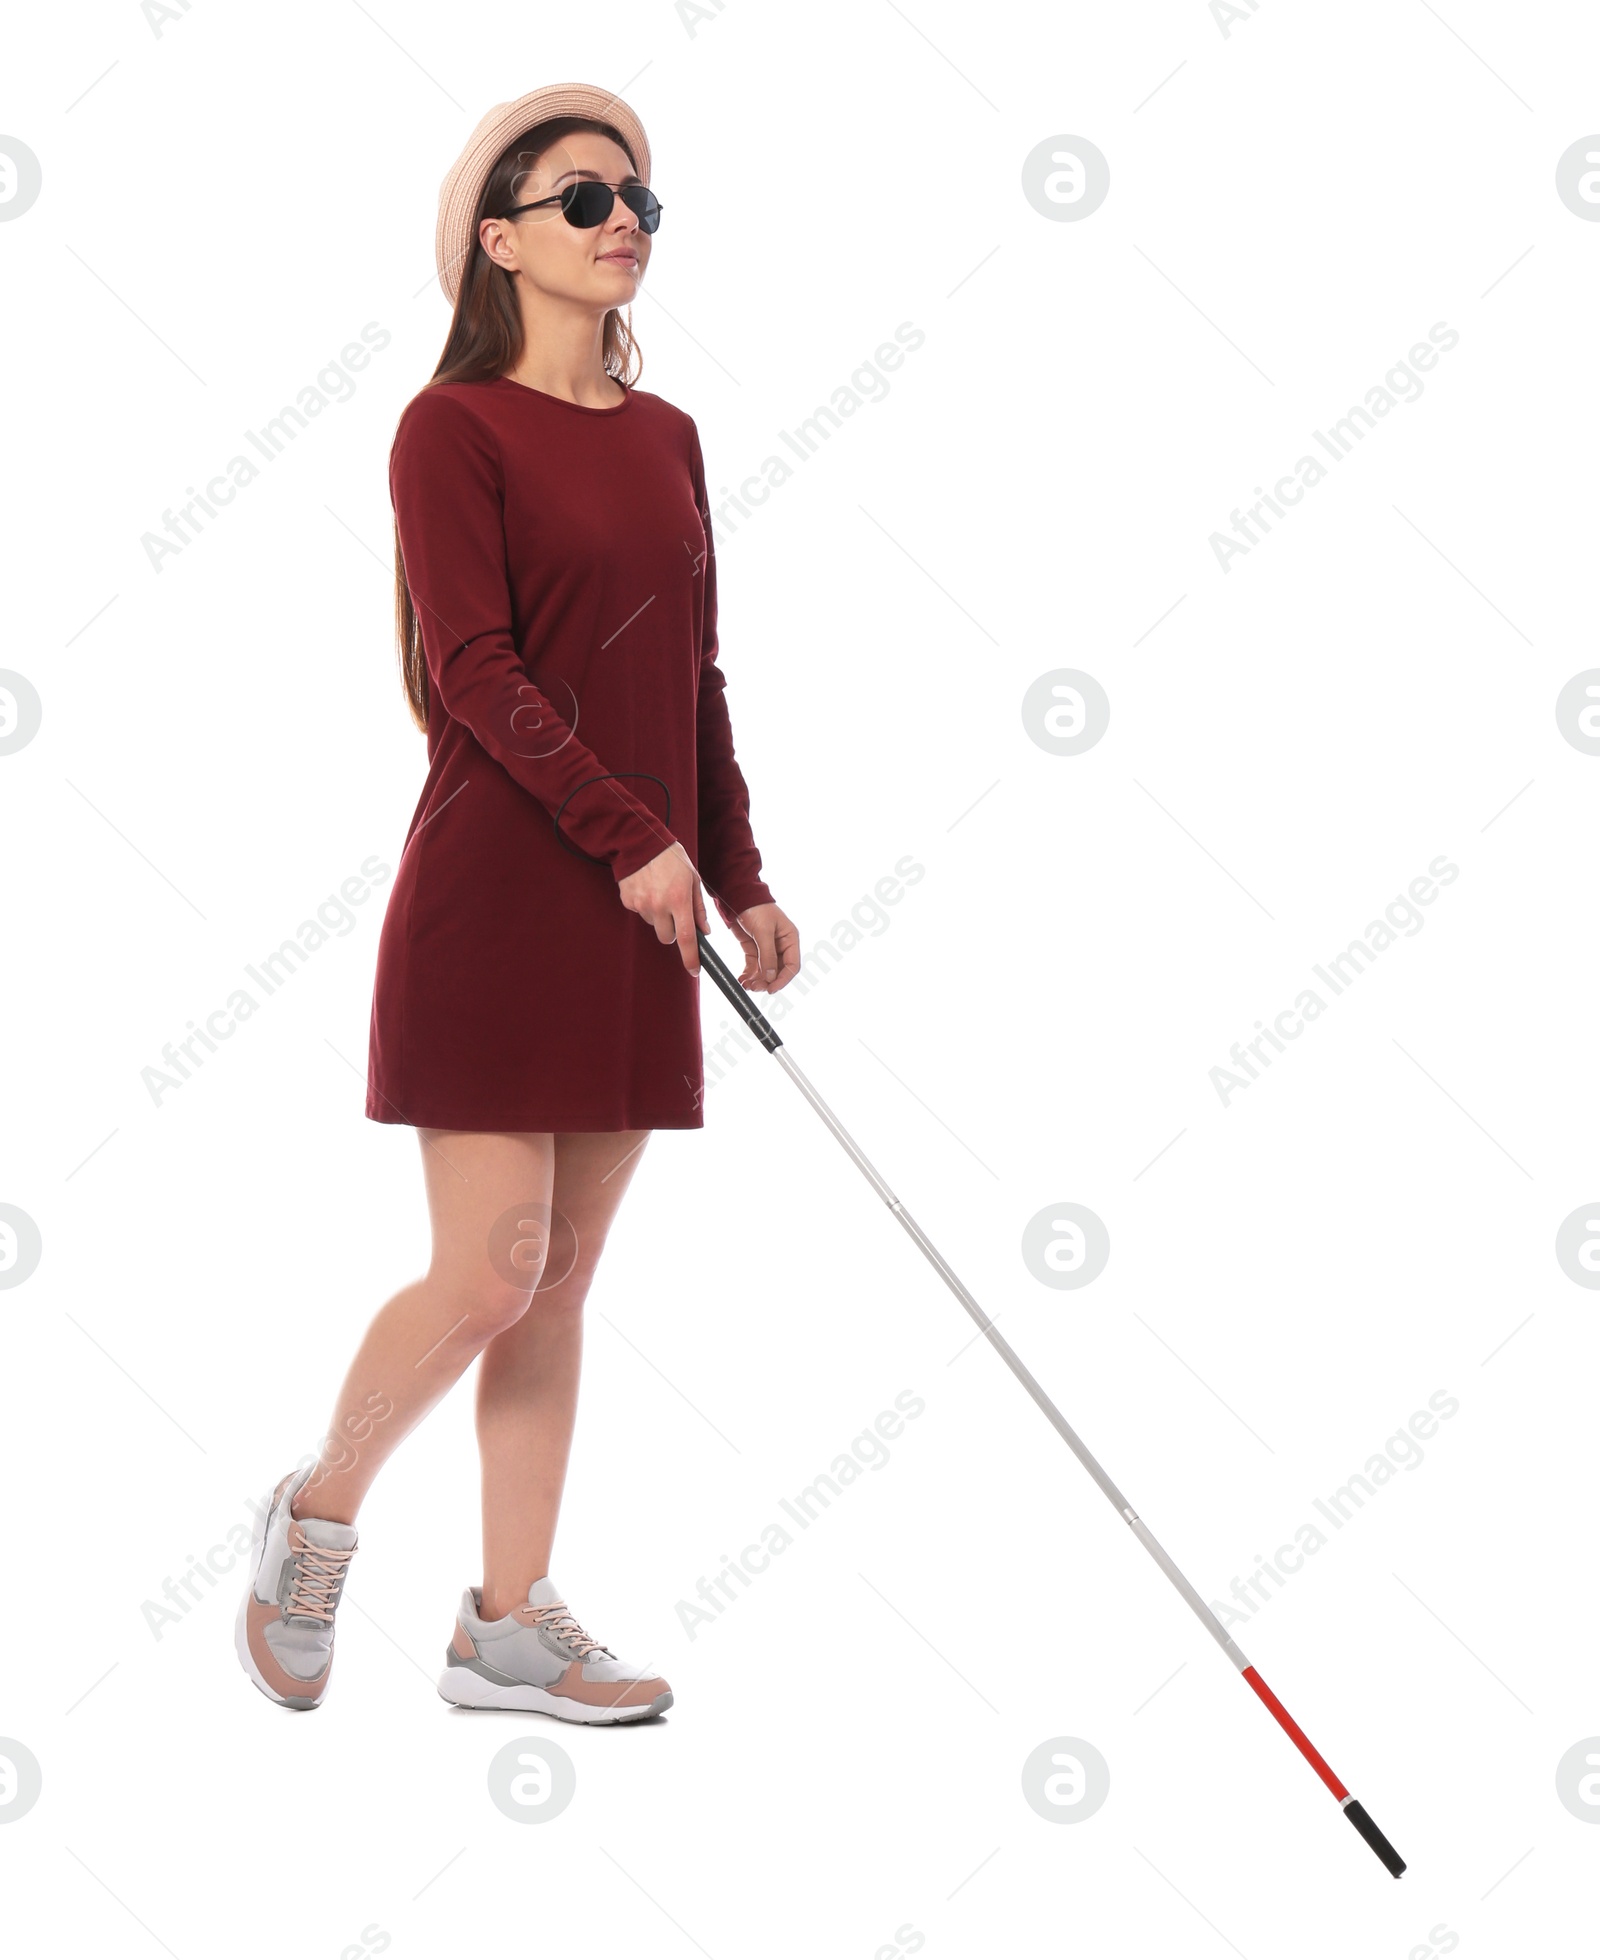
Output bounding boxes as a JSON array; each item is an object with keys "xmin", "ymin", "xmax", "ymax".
[{"xmin": 364, "ymin": 1095, "xmax": 703, "ymax": 1133}]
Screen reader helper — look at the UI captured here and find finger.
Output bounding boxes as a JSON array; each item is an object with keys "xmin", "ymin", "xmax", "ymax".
[
  {"xmin": 770, "ymin": 920, "xmax": 802, "ymax": 990},
  {"xmin": 652, "ymin": 900, "xmax": 675, "ymax": 947},
  {"xmin": 675, "ymin": 883, "xmax": 700, "ymax": 974},
  {"xmin": 754, "ymin": 918, "xmax": 780, "ymax": 985},
  {"xmin": 693, "ymin": 876, "xmax": 710, "ymax": 937},
  {"xmin": 728, "ymin": 914, "xmax": 759, "ymax": 984}
]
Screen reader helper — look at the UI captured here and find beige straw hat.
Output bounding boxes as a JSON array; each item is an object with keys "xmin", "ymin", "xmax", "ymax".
[{"xmin": 434, "ymin": 83, "xmax": 653, "ymax": 306}]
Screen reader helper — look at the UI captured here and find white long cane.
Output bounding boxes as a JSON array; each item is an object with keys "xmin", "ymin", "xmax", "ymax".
[{"xmin": 696, "ymin": 928, "xmax": 1406, "ymax": 1879}]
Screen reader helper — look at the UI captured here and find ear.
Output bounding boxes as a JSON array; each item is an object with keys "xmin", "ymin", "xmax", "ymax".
[{"xmin": 478, "ymin": 217, "xmax": 516, "ymax": 272}]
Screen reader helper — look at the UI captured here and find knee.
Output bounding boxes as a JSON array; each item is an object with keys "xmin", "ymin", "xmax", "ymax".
[
  {"xmin": 520, "ymin": 1255, "xmax": 597, "ymax": 1314},
  {"xmin": 450, "ymin": 1273, "xmax": 542, "ymax": 1341},
  {"xmin": 542, "ymin": 1222, "xmax": 608, "ymax": 1302}
]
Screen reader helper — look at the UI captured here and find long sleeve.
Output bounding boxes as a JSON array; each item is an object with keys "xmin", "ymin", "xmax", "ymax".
[
  {"xmin": 687, "ymin": 425, "xmax": 775, "ymax": 926},
  {"xmin": 390, "ymin": 387, "xmax": 679, "ymax": 884}
]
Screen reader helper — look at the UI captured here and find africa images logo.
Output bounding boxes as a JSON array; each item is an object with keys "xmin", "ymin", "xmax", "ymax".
[
  {"xmin": 1208, "ymin": 323, "xmax": 1460, "ymax": 573},
  {"xmin": 1210, "ymin": 855, "xmax": 1458, "ymax": 1107}
]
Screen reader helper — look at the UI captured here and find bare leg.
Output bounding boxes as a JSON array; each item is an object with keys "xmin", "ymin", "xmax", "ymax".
[
  {"xmin": 291, "ymin": 1129, "xmax": 557, "ymax": 1525},
  {"xmin": 476, "ymin": 1128, "xmax": 652, "ymax": 1617}
]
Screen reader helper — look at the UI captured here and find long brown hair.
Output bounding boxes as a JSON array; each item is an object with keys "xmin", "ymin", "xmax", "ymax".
[{"xmin": 394, "ymin": 116, "xmax": 644, "ymax": 732}]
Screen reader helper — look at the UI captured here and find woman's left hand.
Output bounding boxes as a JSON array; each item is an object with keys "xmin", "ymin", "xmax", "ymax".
[{"xmin": 728, "ymin": 903, "xmax": 801, "ymax": 993}]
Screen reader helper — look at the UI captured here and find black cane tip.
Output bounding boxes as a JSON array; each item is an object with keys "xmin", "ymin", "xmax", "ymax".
[{"xmin": 1344, "ymin": 1798, "xmax": 1406, "ymax": 1877}]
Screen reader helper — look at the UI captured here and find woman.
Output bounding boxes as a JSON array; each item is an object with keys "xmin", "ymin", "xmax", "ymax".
[{"xmin": 235, "ymin": 83, "xmax": 800, "ymax": 1721}]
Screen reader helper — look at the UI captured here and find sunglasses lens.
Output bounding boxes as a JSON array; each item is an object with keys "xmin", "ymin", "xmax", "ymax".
[
  {"xmin": 621, "ymin": 186, "xmax": 662, "ymax": 234},
  {"xmin": 558, "ymin": 183, "xmax": 662, "ymax": 233},
  {"xmin": 561, "ymin": 182, "xmax": 614, "ymax": 227}
]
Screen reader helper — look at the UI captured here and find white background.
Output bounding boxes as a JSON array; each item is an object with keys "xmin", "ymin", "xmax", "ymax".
[{"xmin": 2, "ymin": 1, "xmax": 1596, "ymax": 1953}]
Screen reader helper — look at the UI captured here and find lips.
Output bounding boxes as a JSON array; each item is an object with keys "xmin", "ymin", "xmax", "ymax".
[{"xmin": 598, "ymin": 251, "xmax": 639, "ymax": 267}]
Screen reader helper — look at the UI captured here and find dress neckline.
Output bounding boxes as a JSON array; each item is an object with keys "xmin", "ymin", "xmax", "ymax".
[{"xmin": 488, "ymin": 373, "xmax": 632, "ymax": 417}]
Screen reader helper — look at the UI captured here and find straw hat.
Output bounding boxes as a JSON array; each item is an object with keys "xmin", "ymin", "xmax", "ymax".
[{"xmin": 434, "ymin": 83, "xmax": 653, "ymax": 305}]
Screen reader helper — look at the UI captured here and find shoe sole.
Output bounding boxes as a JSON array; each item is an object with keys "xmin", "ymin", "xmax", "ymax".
[
  {"xmin": 234, "ymin": 1480, "xmax": 327, "ymax": 1712},
  {"xmin": 437, "ymin": 1663, "xmax": 673, "ymax": 1724}
]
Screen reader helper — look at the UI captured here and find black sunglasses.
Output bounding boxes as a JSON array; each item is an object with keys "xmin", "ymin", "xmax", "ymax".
[{"xmin": 500, "ymin": 180, "xmax": 662, "ymax": 235}]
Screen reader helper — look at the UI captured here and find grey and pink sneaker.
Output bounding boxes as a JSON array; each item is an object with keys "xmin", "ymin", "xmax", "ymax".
[
  {"xmin": 438, "ymin": 1577, "xmax": 673, "ymax": 1723},
  {"xmin": 235, "ymin": 1466, "xmax": 359, "ymax": 1711}
]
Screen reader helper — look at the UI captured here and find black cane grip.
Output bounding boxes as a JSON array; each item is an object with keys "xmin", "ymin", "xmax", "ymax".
[
  {"xmin": 695, "ymin": 931, "xmax": 783, "ymax": 1053},
  {"xmin": 1344, "ymin": 1799, "xmax": 1405, "ymax": 1877}
]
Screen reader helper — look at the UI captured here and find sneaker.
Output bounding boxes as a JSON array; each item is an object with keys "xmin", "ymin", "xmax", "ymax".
[
  {"xmin": 438, "ymin": 1576, "xmax": 672, "ymax": 1723},
  {"xmin": 235, "ymin": 1466, "xmax": 359, "ymax": 1710}
]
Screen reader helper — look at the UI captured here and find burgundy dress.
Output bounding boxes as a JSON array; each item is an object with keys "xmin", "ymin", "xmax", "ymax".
[{"xmin": 365, "ymin": 374, "xmax": 774, "ymax": 1133}]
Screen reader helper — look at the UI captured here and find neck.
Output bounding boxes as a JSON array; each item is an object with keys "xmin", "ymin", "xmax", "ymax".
[{"xmin": 505, "ymin": 290, "xmax": 619, "ymax": 407}]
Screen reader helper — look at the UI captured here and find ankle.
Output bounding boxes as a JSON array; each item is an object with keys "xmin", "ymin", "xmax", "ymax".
[
  {"xmin": 290, "ymin": 1475, "xmax": 357, "ymax": 1529},
  {"xmin": 478, "ymin": 1578, "xmax": 544, "ymax": 1622}
]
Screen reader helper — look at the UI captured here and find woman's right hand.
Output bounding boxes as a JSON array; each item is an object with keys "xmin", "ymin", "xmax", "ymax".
[{"xmin": 618, "ymin": 843, "xmax": 710, "ymax": 975}]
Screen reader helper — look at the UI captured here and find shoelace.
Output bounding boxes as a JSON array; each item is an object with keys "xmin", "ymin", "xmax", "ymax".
[
  {"xmin": 285, "ymin": 1541, "xmax": 354, "ymax": 1624},
  {"xmin": 525, "ymin": 1599, "xmax": 612, "ymax": 1660}
]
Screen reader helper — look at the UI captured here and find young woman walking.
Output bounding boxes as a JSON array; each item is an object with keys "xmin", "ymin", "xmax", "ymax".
[{"xmin": 236, "ymin": 83, "xmax": 799, "ymax": 1720}]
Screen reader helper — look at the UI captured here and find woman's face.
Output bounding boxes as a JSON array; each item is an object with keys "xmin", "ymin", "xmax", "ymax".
[{"xmin": 481, "ymin": 130, "xmax": 651, "ymax": 309}]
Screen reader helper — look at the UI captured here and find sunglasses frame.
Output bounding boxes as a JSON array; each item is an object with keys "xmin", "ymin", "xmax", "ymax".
[{"xmin": 498, "ymin": 180, "xmax": 663, "ymax": 234}]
